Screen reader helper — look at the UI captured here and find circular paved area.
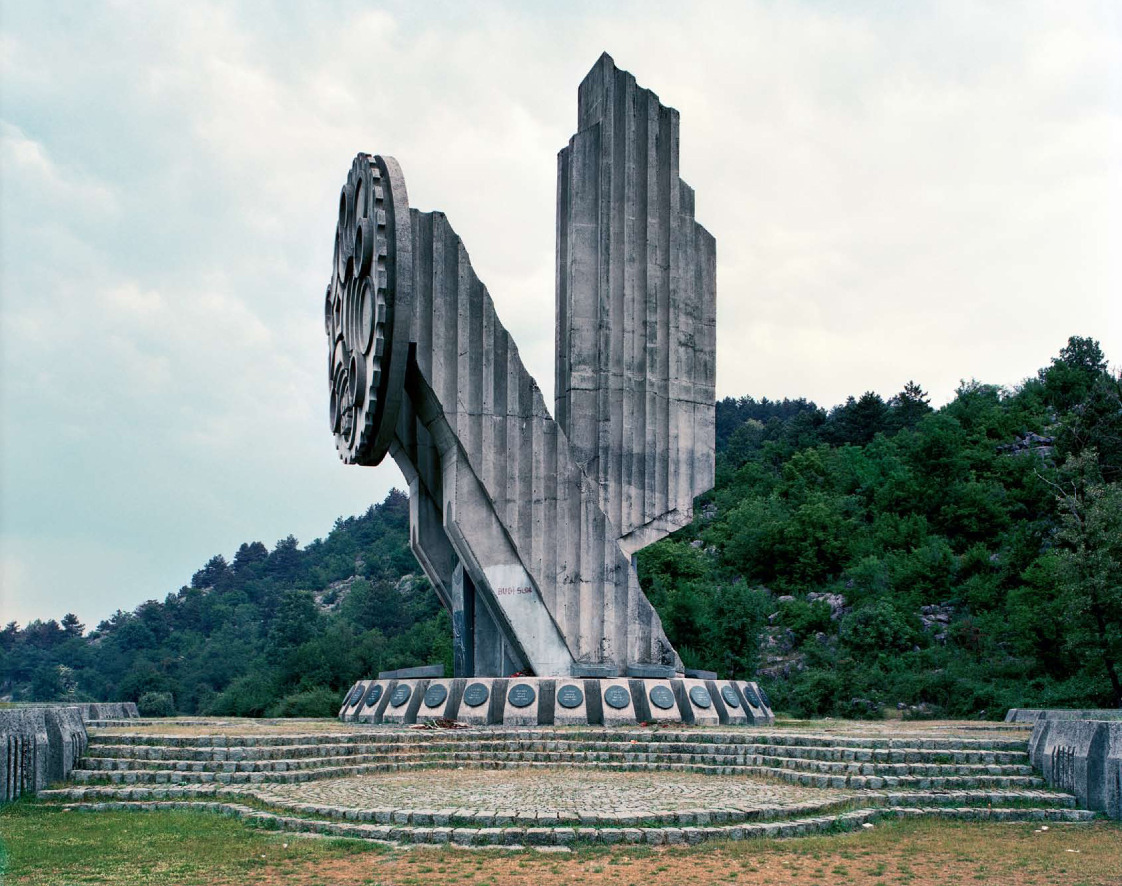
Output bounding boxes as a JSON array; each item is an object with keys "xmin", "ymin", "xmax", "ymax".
[{"xmin": 253, "ymin": 768, "xmax": 853, "ymax": 816}]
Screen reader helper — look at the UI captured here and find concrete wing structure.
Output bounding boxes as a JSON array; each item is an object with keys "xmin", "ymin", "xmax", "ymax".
[
  {"xmin": 556, "ymin": 53, "xmax": 717, "ymax": 556},
  {"xmin": 324, "ymin": 56, "xmax": 716, "ymax": 680}
]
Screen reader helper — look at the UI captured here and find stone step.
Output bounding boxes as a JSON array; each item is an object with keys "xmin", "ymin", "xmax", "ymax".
[
  {"xmin": 41, "ymin": 783, "xmax": 1080, "ymax": 810},
  {"xmin": 48, "ymin": 799, "xmax": 1099, "ymax": 846},
  {"xmin": 75, "ymin": 748, "xmax": 1034, "ymax": 778},
  {"xmin": 88, "ymin": 729, "xmax": 1030, "ymax": 753},
  {"xmin": 82, "ymin": 738, "xmax": 1028, "ymax": 766},
  {"xmin": 67, "ymin": 758, "xmax": 1048, "ymax": 790}
]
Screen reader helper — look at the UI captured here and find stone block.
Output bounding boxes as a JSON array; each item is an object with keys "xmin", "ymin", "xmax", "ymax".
[
  {"xmin": 552, "ymin": 680, "xmax": 590, "ymax": 726},
  {"xmin": 378, "ymin": 664, "xmax": 445, "ymax": 680},
  {"xmin": 355, "ymin": 681, "xmax": 393, "ymax": 724},
  {"xmin": 502, "ymin": 679, "xmax": 542, "ymax": 727},
  {"xmin": 415, "ymin": 679, "xmax": 458, "ymax": 722},
  {"xmin": 709, "ymin": 680, "xmax": 749, "ymax": 726},
  {"xmin": 676, "ymin": 679, "xmax": 720, "ymax": 727},
  {"xmin": 737, "ymin": 681, "xmax": 775, "ymax": 725},
  {"xmin": 381, "ymin": 680, "xmax": 429, "ymax": 725},
  {"xmin": 597, "ymin": 679, "xmax": 637, "ymax": 727},
  {"xmin": 1032, "ymin": 717, "xmax": 1122, "ymax": 819},
  {"xmin": 640, "ymin": 680, "xmax": 682, "ymax": 725},
  {"xmin": 457, "ymin": 679, "xmax": 501, "ymax": 727}
]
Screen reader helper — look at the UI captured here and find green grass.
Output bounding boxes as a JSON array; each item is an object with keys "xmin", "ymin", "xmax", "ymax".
[
  {"xmin": 4, "ymin": 799, "xmax": 1122, "ymax": 886},
  {"xmin": 0, "ymin": 799, "xmax": 382, "ymax": 886}
]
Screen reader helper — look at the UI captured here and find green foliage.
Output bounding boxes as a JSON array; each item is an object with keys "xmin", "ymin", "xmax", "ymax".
[
  {"xmin": 137, "ymin": 691, "xmax": 175, "ymax": 717},
  {"xmin": 0, "ymin": 490, "xmax": 447, "ymax": 717},
  {"xmin": 267, "ymin": 686, "xmax": 342, "ymax": 718},
  {"xmin": 6, "ymin": 337, "xmax": 1120, "ymax": 722},
  {"xmin": 664, "ymin": 335, "xmax": 1122, "ymax": 717},
  {"xmin": 839, "ymin": 600, "xmax": 920, "ymax": 655}
]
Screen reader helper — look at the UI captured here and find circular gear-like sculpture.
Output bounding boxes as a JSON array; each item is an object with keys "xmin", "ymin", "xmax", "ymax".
[{"xmin": 325, "ymin": 154, "xmax": 412, "ymax": 465}]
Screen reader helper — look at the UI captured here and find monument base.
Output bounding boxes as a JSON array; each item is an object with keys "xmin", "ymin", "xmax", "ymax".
[{"xmin": 338, "ymin": 677, "xmax": 775, "ymax": 727}]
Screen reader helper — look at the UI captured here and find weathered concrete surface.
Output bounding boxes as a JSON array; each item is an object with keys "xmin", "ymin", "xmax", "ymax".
[
  {"xmin": 387, "ymin": 205, "xmax": 680, "ymax": 677},
  {"xmin": 556, "ymin": 53, "xmax": 716, "ymax": 557},
  {"xmin": 341, "ymin": 676, "xmax": 782, "ymax": 727},
  {"xmin": 1007, "ymin": 707, "xmax": 1122, "ymax": 723},
  {"xmin": 1030, "ymin": 717, "xmax": 1122, "ymax": 819},
  {"xmin": 1, "ymin": 706, "xmax": 89, "ymax": 801},
  {"xmin": 737, "ymin": 682, "xmax": 776, "ymax": 726}
]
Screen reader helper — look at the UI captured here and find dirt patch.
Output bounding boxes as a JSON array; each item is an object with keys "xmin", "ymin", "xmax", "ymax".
[{"xmin": 214, "ymin": 820, "xmax": 1122, "ymax": 886}]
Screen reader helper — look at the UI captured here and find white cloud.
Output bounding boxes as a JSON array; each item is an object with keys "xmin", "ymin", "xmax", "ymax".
[{"xmin": 0, "ymin": 0, "xmax": 1119, "ymax": 626}]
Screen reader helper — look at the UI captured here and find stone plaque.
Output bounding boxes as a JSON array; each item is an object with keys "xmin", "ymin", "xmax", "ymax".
[
  {"xmin": 689, "ymin": 685, "xmax": 713, "ymax": 709},
  {"xmin": 507, "ymin": 683, "xmax": 536, "ymax": 708},
  {"xmin": 720, "ymin": 686, "xmax": 741, "ymax": 708},
  {"xmin": 364, "ymin": 684, "xmax": 384, "ymax": 707},
  {"xmin": 463, "ymin": 682, "xmax": 490, "ymax": 708},
  {"xmin": 423, "ymin": 684, "xmax": 448, "ymax": 709},
  {"xmin": 348, "ymin": 685, "xmax": 364, "ymax": 706},
  {"xmin": 758, "ymin": 685, "xmax": 771, "ymax": 708},
  {"xmin": 556, "ymin": 684, "xmax": 584, "ymax": 709},
  {"xmin": 649, "ymin": 685, "xmax": 676, "ymax": 711},
  {"xmin": 603, "ymin": 685, "xmax": 631, "ymax": 710},
  {"xmin": 390, "ymin": 684, "xmax": 412, "ymax": 707},
  {"xmin": 742, "ymin": 685, "xmax": 761, "ymax": 708}
]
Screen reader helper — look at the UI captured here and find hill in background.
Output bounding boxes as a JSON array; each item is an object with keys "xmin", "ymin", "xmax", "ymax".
[{"xmin": 3, "ymin": 336, "xmax": 1119, "ymax": 718}]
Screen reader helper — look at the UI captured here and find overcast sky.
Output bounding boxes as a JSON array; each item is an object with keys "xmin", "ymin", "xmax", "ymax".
[{"xmin": 2, "ymin": 1, "xmax": 1119, "ymax": 629}]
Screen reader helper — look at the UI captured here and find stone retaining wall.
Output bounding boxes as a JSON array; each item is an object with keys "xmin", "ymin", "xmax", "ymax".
[
  {"xmin": 1029, "ymin": 716, "xmax": 1122, "ymax": 819},
  {"xmin": 1, "ymin": 703, "xmax": 133, "ymax": 801},
  {"xmin": 339, "ymin": 677, "xmax": 775, "ymax": 727},
  {"xmin": 1006, "ymin": 708, "xmax": 1122, "ymax": 723}
]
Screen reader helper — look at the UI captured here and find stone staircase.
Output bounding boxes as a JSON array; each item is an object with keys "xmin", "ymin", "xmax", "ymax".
[{"xmin": 38, "ymin": 724, "xmax": 1096, "ymax": 845}]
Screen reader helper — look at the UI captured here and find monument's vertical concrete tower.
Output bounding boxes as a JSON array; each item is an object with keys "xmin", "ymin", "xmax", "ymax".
[
  {"xmin": 323, "ymin": 54, "xmax": 717, "ymax": 683},
  {"xmin": 556, "ymin": 53, "xmax": 717, "ymax": 557}
]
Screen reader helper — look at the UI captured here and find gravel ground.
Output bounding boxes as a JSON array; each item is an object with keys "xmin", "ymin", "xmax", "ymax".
[{"xmin": 250, "ymin": 766, "xmax": 853, "ymax": 817}]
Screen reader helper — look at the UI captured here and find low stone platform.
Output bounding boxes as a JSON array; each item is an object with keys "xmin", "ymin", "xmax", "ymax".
[
  {"xmin": 337, "ymin": 676, "xmax": 775, "ymax": 727},
  {"xmin": 35, "ymin": 717, "xmax": 1103, "ymax": 844}
]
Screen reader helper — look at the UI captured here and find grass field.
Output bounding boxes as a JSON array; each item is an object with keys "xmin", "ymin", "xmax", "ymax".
[{"xmin": 3, "ymin": 800, "xmax": 1121, "ymax": 885}]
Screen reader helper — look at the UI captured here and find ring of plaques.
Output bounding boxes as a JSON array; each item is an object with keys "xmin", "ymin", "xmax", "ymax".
[{"xmin": 326, "ymin": 154, "xmax": 389, "ymax": 463}]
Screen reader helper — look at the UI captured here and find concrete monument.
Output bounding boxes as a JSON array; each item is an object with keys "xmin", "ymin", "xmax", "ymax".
[{"xmin": 328, "ymin": 55, "xmax": 751, "ymax": 724}]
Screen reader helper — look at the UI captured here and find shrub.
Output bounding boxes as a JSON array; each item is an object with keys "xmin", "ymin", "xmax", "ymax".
[
  {"xmin": 266, "ymin": 687, "xmax": 341, "ymax": 718},
  {"xmin": 137, "ymin": 691, "xmax": 175, "ymax": 717}
]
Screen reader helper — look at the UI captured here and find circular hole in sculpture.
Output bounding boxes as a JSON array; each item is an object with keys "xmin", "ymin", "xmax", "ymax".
[
  {"xmin": 349, "ymin": 353, "xmax": 366, "ymax": 410},
  {"xmin": 359, "ymin": 279, "xmax": 375, "ymax": 354},
  {"xmin": 354, "ymin": 176, "xmax": 365, "ymax": 221}
]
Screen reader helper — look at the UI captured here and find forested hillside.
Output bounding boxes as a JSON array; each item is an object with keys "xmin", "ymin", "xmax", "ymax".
[
  {"xmin": 3, "ymin": 337, "xmax": 1119, "ymax": 718},
  {"xmin": 0, "ymin": 491, "xmax": 453, "ymax": 717}
]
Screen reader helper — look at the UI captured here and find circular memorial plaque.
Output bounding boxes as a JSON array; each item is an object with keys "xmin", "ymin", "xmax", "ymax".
[
  {"xmin": 603, "ymin": 685, "xmax": 631, "ymax": 710},
  {"xmin": 462, "ymin": 682, "xmax": 490, "ymax": 708},
  {"xmin": 390, "ymin": 684, "xmax": 412, "ymax": 707},
  {"xmin": 721, "ymin": 686, "xmax": 741, "ymax": 708},
  {"xmin": 758, "ymin": 685, "xmax": 771, "ymax": 708},
  {"xmin": 741, "ymin": 684, "xmax": 761, "ymax": 708},
  {"xmin": 507, "ymin": 683, "xmax": 536, "ymax": 708},
  {"xmin": 689, "ymin": 685, "xmax": 713, "ymax": 709},
  {"xmin": 364, "ymin": 684, "xmax": 384, "ymax": 707},
  {"xmin": 347, "ymin": 685, "xmax": 364, "ymax": 707},
  {"xmin": 423, "ymin": 683, "xmax": 448, "ymax": 709},
  {"xmin": 648, "ymin": 685, "xmax": 676, "ymax": 710},
  {"xmin": 556, "ymin": 684, "xmax": 584, "ymax": 709}
]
